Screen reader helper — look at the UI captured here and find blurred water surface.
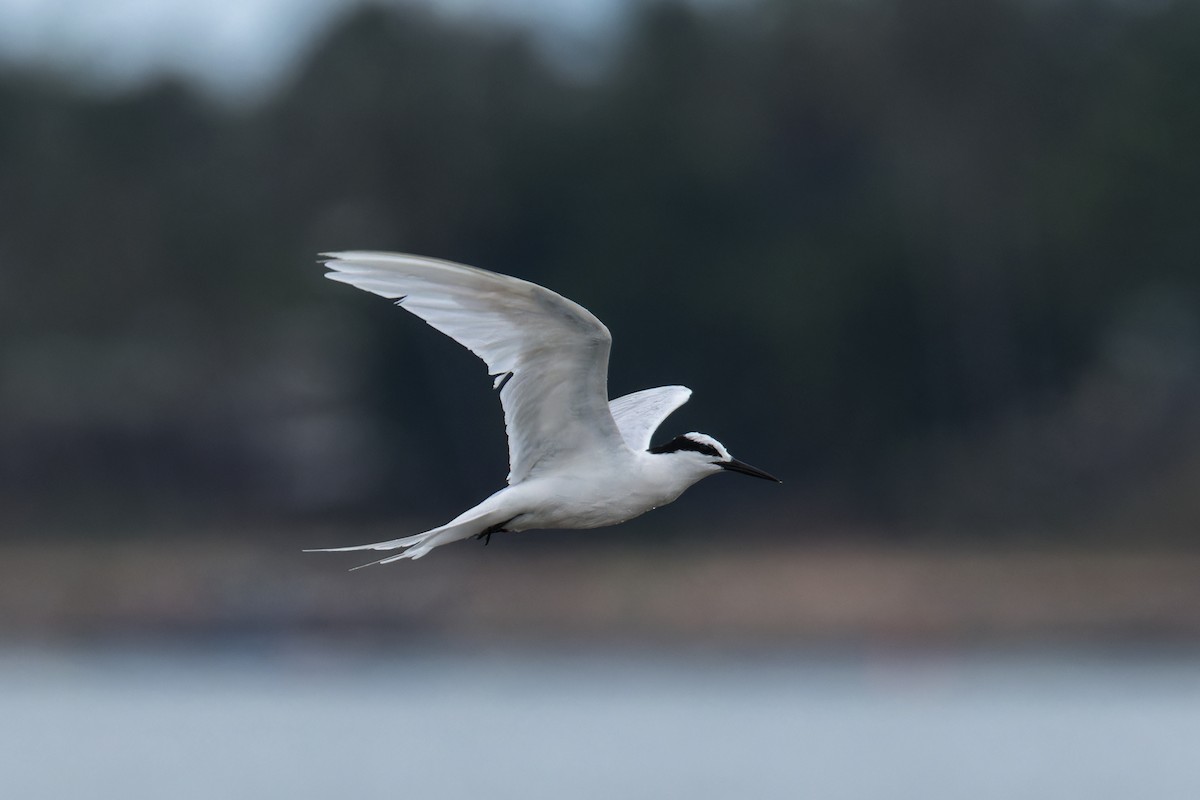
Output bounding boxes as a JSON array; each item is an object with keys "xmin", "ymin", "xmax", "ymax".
[{"xmin": 2, "ymin": 644, "xmax": 1197, "ymax": 799}]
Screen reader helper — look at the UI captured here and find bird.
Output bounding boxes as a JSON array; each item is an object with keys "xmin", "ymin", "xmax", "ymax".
[{"xmin": 307, "ymin": 252, "xmax": 780, "ymax": 566}]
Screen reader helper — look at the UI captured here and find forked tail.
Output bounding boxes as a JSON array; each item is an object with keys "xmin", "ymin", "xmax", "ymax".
[{"xmin": 305, "ymin": 508, "xmax": 511, "ymax": 567}]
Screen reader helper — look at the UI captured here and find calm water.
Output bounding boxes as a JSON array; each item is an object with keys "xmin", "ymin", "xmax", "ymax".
[{"xmin": 2, "ymin": 644, "xmax": 1198, "ymax": 799}]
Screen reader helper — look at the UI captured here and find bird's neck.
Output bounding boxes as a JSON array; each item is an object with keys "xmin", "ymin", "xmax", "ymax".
[{"xmin": 638, "ymin": 451, "xmax": 713, "ymax": 503}]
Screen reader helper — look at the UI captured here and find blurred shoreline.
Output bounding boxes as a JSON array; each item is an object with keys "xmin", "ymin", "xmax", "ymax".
[{"xmin": 4, "ymin": 533, "xmax": 1198, "ymax": 648}]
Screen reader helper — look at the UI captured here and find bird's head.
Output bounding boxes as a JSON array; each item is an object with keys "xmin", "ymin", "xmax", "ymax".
[{"xmin": 648, "ymin": 432, "xmax": 780, "ymax": 483}]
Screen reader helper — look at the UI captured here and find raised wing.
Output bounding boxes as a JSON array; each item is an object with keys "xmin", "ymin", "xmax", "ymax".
[
  {"xmin": 323, "ymin": 252, "xmax": 628, "ymax": 483},
  {"xmin": 608, "ymin": 385, "xmax": 692, "ymax": 451}
]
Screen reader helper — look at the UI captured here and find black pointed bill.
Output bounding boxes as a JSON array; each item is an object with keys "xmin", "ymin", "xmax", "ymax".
[{"xmin": 719, "ymin": 458, "xmax": 781, "ymax": 483}]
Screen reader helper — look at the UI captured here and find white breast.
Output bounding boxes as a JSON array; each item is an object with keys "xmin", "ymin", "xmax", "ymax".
[{"xmin": 504, "ymin": 451, "xmax": 705, "ymax": 531}]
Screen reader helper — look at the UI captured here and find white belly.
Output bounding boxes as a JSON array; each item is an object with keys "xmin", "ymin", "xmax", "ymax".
[{"xmin": 502, "ymin": 457, "xmax": 694, "ymax": 531}]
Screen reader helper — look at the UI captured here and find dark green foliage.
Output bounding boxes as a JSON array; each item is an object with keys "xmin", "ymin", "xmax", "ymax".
[{"xmin": 1, "ymin": 0, "xmax": 1197, "ymax": 534}]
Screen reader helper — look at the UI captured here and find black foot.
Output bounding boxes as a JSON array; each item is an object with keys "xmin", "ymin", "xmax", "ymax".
[{"xmin": 474, "ymin": 517, "xmax": 519, "ymax": 547}]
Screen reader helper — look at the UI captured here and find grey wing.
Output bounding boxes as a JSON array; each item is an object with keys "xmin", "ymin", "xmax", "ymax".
[
  {"xmin": 608, "ymin": 385, "xmax": 692, "ymax": 451},
  {"xmin": 323, "ymin": 251, "xmax": 629, "ymax": 483}
]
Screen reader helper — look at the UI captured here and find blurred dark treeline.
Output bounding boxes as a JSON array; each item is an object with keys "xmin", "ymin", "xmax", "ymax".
[{"xmin": 1, "ymin": 0, "xmax": 1198, "ymax": 541}]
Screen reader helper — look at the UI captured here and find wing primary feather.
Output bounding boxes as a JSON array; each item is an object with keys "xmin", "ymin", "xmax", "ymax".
[
  {"xmin": 319, "ymin": 251, "xmax": 629, "ymax": 483},
  {"xmin": 608, "ymin": 385, "xmax": 692, "ymax": 451}
]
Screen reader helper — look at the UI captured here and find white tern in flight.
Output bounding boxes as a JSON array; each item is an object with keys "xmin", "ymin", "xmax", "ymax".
[{"xmin": 307, "ymin": 252, "xmax": 779, "ymax": 566}]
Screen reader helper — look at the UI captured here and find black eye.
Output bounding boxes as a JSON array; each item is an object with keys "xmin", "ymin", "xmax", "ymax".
[{"xmin": 649, "ymin": 436, "xmax": 720, "ymax": 457}]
